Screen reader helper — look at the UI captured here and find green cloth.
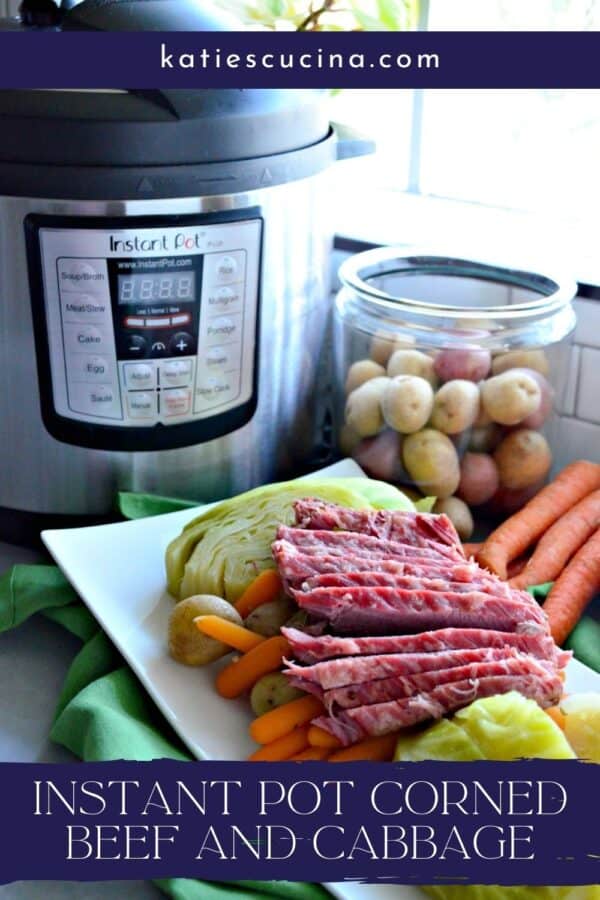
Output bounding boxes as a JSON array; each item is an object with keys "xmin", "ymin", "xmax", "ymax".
[
  {"xmin": 0, "ymin": 563, "xmax": 329, "ymax": 900},
  {"xmin": 527, "ymin": 582, "xmax": 600, "ymax": 672}
]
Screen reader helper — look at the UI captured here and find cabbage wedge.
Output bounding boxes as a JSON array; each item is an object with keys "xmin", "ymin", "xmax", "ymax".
[{"xmin": 165, "ymin": 477, "xmax": 414, "ymax": 602}]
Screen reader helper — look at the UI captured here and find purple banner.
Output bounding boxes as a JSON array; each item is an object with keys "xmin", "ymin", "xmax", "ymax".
[
  {"xmin": 0, "ymin": 759, "xmax": 598, "ymax": 885},
  {"xmin": 0, "ymin": 31, "xmax": 599, "ymax": 88}
]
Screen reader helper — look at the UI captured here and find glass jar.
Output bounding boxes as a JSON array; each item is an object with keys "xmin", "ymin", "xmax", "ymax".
[{"xmin": 334, "ymin": 248, "xmax": 577, "ymax": 535}]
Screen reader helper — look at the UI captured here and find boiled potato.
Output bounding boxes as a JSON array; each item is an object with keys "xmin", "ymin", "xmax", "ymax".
[
  {"xmin": 430, "ymin": 380, "xmax": 480, "ymax": 435},
  {"xmin": 250, "ymin": 673, "xmax": 304, "ymax": 717},
  {"xmin": 485, "ymin": 480, "xmax": 545, "ymax": 515},
  {"xmin": 387, "ymin": 349, "xmax": 437, "ymax": 386},
  {"xmin": 403, "ymin": 428, "xmax": 460, "ymax": 498},
  {"xmin": 370, "ymin": 330, "xmax": 415, "ymax": 366},
  {"xmin": 381, "ymin": 375, "xmax": 434, "ymax": 434},
  {"xmin": 457, "ymin": 451, "xmax": 500, "ymax": 506},
  {"xmin": 491, "ymin": 349, "xmax": 550, "ymax": 377},
  {"xmin": 468, "ymin": 422, "xmax": 503, "ymax": 453},
  {"xmin": 338, "ymin": 422, "xmax": 361, "ymax": 457},
  {"xmin": 168, "ymin": 595, "xmax": 242, "ymax": 666},
  {"xmin": 480, "ymin": 370, "xmax": 541, "ymax": 426},
  {"xmin": 353, "ymin": 429, "xmax": 404, "ymax": 482},
  {"xmin": 245, "ymin": 595, "xmax": 296, "ymax": 637},
  {"xmin": 561, "ymin": 693, "xmax": 600, "ymax": 762},
  {"xmin": 494, "ymin": 429, "xmax": 552, "ymax": 490},
  {"xmin": 344, "ymin": 358, "xmax": 386, "ymax": 394},
  {"xmin": 433, "ymin": 496, "xmax": 474, "ymax": 541},
  {"xmin": 344, "ymin": 377, "xmax": 388, "ymax": 438},
  {"xmin": 433, "ymin": 348, "xmax": 491, "ymax": 383}
]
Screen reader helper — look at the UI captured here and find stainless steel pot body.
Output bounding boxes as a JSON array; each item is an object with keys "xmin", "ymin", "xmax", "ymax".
[{"xmin": 0, "ymin": 176, "xmax": 332, "ymax": 515}]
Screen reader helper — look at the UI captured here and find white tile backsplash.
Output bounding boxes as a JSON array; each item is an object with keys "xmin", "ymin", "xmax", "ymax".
[
  {"xmin": 576, "ymin": 346, "xmax": 600, "ymax": 424},
  {"xmin": 573, "ymin": 298, "xmax": 600, "ymax": 349},
  {"xmin": 556, "ymin": 416, "xmax": 600, "ymax": 465},
  {"xmin": 563, "ymin": 344, "xmax": 581, "ymax": 417}
]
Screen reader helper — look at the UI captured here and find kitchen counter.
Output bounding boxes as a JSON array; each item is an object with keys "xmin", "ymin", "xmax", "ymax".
[{"xmin": 0, "ymin": 540, "xmax": 159, "ymax": 900}]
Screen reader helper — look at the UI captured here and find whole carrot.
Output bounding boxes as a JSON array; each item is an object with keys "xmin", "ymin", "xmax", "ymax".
[
  {"xmin": 542, "ymin": 528, "xmax": 600, "ymax": 646},
  {"xmin": 235, "ymin": 569, "xmax": 282, "ymax": 619},
  {"xmin": 329, "ymin": 734, "xmax": 398, "ymax": 762},
  {"xmin": 478, "ymin": 460, "xmax": 600, "ymax": 579},
  {"xmin": 216, "ymin": 636, "xmax": 290, "ymax": 699},
  {"xmin": 248, "ymin": 725, "xmax": 310, "ymax": 762},
  {"xmin": 511, "ymin": 489, "xmax": 600, "ymax": 589},
  {"xmin": 249, "ymin": 695, "xmax": 324, "ymax": 745}
]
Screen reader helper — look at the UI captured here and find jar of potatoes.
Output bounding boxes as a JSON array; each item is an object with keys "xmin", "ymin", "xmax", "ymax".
[{"xmin": 334, "ymin": 249, "xmax": 577, "ymax": 539}]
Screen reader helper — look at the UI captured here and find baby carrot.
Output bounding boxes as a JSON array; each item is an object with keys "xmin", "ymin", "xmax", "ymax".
[
  {"xmin": 235, "ymin": 569, "xmax": 283, "ymax": 619},
  {"xmin": 462, "ymin": 542, "xmax": 482, "ymax": 559},
  {"xmin": 545, "ymin": 706, "xmax": 567, "ymax": 730},
  {"xmin": 195, "ymin": 615, "xmax": 265, "ymax": 653},
  {"xmin": 216, "ymin": 636, "xmax": 290, "ymax": 699},
  {"xmin": 248, "ymin": 726, "xmax": 310, "ymax": 762},
  {"xmin": 478, "ymin": 460, "xmax": 600, "ymax": 579},
  {"xmin": 250, "ymin": 695, "xmax": 325, "ymax": 745},
  {"xmin": 329, "ymin": 734, "xmax": 398, "ymax": 762},
  {"xmin": 511, "ymin": 488, "xmax": 600, "ymax": 589},
  {"xmin": 542, "ymin": 528, "xmax": 600, "ymax": 646},
  {"xmin": 308, "ymin": 724, "xmax": 343, "ymax": 750},
  {"xmin": 290, "ymin": 747, "xmax": 330, "ymax": 761}
]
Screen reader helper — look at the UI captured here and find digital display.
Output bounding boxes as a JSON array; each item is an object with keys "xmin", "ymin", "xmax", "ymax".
[{"xmin": 118, "ymin": 271, "xmax": 196, "ymax": 304}]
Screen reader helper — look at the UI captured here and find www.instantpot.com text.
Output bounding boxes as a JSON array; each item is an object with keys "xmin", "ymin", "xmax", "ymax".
[{"xmin": 159, "ymin": 44, "xmax": 440, "ymax": 72}]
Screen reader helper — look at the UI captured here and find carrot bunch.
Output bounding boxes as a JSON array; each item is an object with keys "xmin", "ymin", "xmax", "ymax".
[{"xmin": 476, "ymin": 460, "xmax": 600, "ymax": 645}]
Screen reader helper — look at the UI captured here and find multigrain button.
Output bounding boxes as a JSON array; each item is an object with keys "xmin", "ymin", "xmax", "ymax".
[
  {"xmin": 162, "ymin": 388, "xmax": 191, "ymax": 417},
  {"xmin": 127, "ymin": 391, "xmax": 156, "ymax": 419},
  {"xmin": 124, "ymin": 362, "xmax": 155, "ymax": 390}
]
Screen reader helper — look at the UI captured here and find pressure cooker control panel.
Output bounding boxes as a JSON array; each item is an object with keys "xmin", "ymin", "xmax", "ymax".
[{"xmin": 26, "ymin": 212, "xmax": 262, "ymax": 451}]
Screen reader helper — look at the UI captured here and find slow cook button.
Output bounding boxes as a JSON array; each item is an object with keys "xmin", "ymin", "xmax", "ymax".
[
  {"xmin": 68, "ymin": 383, "xmax": 122, "ymax": 420},
  {"xmin": 195, "ymin": 375, "xmax": 238, "ymax": 409},
  {"xmin": 124, "ymin": 362, "xmax": 155, "ymax": 390},
  {"xmin": 161, "ymin": 359, "xmax": 192, "ymax": 386},
  {"xmin": 58, "ymin": 259, "xmax": 107, "ymax": 293},
  {"xmin": 127, "ymin": 391, "xmax": 156, "ymax": 419},
  {"xmin": 61, "ymin": 293, "xmax": 110, "ymax": 323},
  {"xmin": 162, "ymin": 388, "xmax": 191, "ymax": 418}
]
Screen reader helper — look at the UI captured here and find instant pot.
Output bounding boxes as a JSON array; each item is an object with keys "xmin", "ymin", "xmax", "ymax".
[{"xmin": 0, "ymin": 0, "xmax": 372, "ymax": 541}]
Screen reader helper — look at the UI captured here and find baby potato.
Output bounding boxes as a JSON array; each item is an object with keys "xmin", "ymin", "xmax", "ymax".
[
  {"xmin": 512, "ymin": 368, "xmax": 555, "ymax": 429},
  {"xmin": 433, "ymin": 347, "xmax": 491, "ymax": 384},
  {"xmin": 344, "ymin": 377, "xmax": 388, "ymax": 438},
  {"xmin": 485, "ymin": 480, "xmax": 545, "ymax": 516},
  {"xmin": 494, "ymin": 429, "xmax": 552, "ymax": 490},
  {"xmin": 245, "ymin": 595, "xmax": 296, "ymax": 637},
  {"xmin": 338, "ymin": 422, "xmax": 361, "ymax": 457},
  {"xmin": 480, "ymin": 370, "xmax": 541, "ymax": 426},
  {"xmin": 382, "ymin": 375, "xmax": 434, "ymax": 434},
  {"xmin": 468, "ymin": 422, "xmax": 503, "ymax": 453},
  {"xmin": 250, "ymin": 673, "xmax": 304, "ymax": 717},
  {"xmin": 353, "ymin": 429, "xmax": 405, "ymax": 482},
  {"xmin": 433, "ymin": 496, "xmax": 474, "ymax": 541},
  {"xmin": 403, "ymin": 428, "xmax": 461, "ymax": 498},
  {"xmin": 370, "ymin": 330, "xmax": 416, "ymax": 366},
  {"xmin": 168, "ymin": 595, "xmax": 242, "ymax": 667},
  {"xmin": 344, "ymin": 358, "xmax": 386, "ymax": 394},
  {"xmin": 387, "ymin": 349, "xmax": 438, "ymax": 387},
  {"xmin": 457, "ymin": 451, "xmax": 500, "ymax": 506},
  {"xmin": 430, "ymin": 379, "xmax": 480, "ymax": 435},
  {"xmin": 491, "ymin": 349, "xmax": 550, "ymax": 377}
]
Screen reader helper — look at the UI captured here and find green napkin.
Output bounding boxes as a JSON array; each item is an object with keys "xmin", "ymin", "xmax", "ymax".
[
  {"xmin": 527, "ymin": 582, "xmax": 600, "ymax": 672},
  {"xmin": 0, "ymin": 564, "xmax": 329, "ymax": 900}
]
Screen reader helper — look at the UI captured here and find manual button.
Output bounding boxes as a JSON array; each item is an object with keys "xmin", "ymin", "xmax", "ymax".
[{"xmin": 127, "ymin": 391, "xmax": 156, "ymax": 419}]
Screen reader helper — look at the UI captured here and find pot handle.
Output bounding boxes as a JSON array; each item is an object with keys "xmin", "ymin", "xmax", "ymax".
[{"xmin": 332, "ymin": 121, "xmax": 376, "ymax": 160}]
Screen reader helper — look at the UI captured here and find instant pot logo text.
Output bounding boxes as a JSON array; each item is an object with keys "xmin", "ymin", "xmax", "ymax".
[{"xmin": 109, "ymin": 233, "xmax": 207, "ymax": 254}]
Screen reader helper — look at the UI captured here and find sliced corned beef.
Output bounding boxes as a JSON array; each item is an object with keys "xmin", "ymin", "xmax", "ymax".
[
  {"xmin": 298, "ymin": 570, "xmax": 518, "ymax": 600},
  {"xmin": 290, "ymin": 584, "xmax": 547, "ymax": 635},
  {"xmin": 294, "ymin": 499, "xmax": 463, "ymax": 555},
  {"xmin": 319, "ymin": 654, "xmax": 557, "ymax": 711},
  {"xmin": 284, "ymin": 645, "xmax": 548, "ymax": 690},
  {"xmin": 276, "ymin": 526, "xmax": 462, "ymax": 562},
  {"xmin": 281, "ymin": 626, "xmax": 566, "ymax": 667},
  {"xmin": 313, "ymin": 671, "xmax": 563, "ymax": 744}
]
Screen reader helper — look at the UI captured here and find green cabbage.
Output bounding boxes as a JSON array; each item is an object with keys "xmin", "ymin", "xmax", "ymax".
[{"xmin": 165, "ymin": 477, "xmax": 414, "ymax": 602}]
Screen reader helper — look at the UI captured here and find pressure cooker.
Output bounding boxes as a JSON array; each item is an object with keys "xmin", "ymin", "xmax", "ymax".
[{"xmin": 0, "ymin": 0, "xmax": 372, "ymax": 542}]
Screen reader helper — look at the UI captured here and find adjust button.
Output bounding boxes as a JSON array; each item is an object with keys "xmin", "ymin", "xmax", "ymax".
[{"xmin": 124, "ymin": 362, "xmax": 155, "ymax": 390}]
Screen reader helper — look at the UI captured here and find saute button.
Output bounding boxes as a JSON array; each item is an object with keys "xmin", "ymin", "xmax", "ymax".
[
  {"xmin": 161, "ymin": 359, "xmax": 192, "ymax": 386},
  {"xmin": 68, "ymin": 383, "xmax": 122, "ymax": 420},
  {"xmin": 124, "ymin": 362, "xmax": 155, "ymax": 390},
  {"xmin": 127, "ymin": 391, "xmax": 156, "ymax": 419},
  {"xmin": 162, "ymin": 388, "xmax": 191, "ymax": 418}
]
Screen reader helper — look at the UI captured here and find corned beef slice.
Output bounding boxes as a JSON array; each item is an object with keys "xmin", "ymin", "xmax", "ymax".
[
  {"xmin": 290, "ymin": 585, "xmax": 547, "ymax": 635},
  {"xmin": 298, "ymin": 570, "xmax": 518, "ymax": 600},
  {"xmin": 313, "ymin": 671, "xmax": 563, "ymax": 745},
  {"xmin": 294, "ymin": 499, "xmax": 463, "ymax": 554},
  {"xmin": 281, "ymin": 626, "xmax": 565, "ymax": 666},
  {"xmin": 284, "ymin": 645, "xmax": 550, "ymax": 690},
  {"xmin": 276, "ymin": 526, "xmax": 462, "ymax": 562}
]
